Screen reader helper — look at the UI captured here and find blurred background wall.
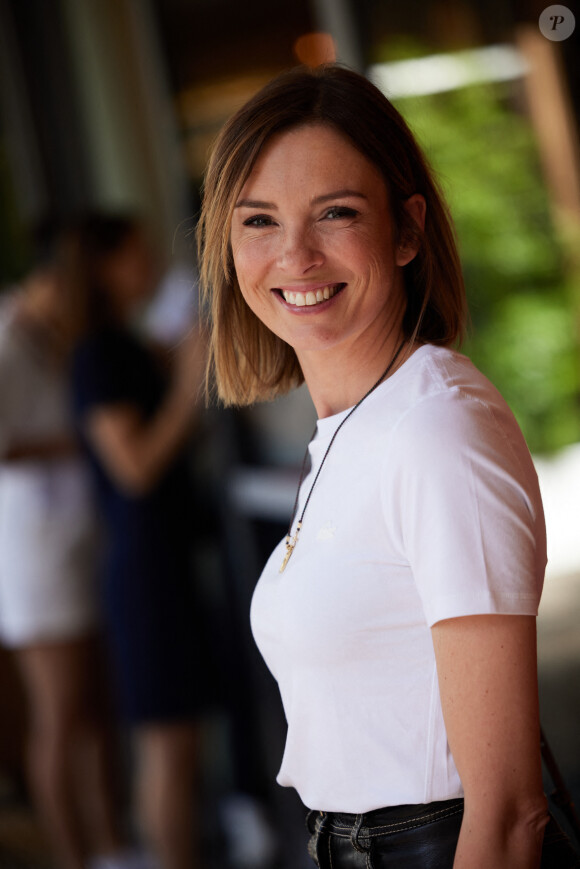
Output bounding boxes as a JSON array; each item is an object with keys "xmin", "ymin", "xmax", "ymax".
[{"xmin": 1, "ymin": 0, "xmax": 580, "ymax": 863}]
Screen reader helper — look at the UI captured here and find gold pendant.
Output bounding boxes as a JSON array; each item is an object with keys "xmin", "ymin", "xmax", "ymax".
[
  {"xmin": 279, "ymin": 522, "xmax": 301, "ymax": 573},
  {"xmin": 279, "ymin": 541, "xmax": 295, "ymax": 572}
]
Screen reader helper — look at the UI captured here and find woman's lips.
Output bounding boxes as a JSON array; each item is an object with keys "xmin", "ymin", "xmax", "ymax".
[{"xmin": 276, "ymin": 283, "xmax": 346, "ymax": 307}]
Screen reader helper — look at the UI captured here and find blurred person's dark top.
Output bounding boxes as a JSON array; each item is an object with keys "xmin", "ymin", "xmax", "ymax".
[
  {"xmin": 71, "ymin": 324, "xmax": 202, "ymax": 723},
  {"xmin": 72, "ymin": 324, "xmax": 191, "ymax": 523}
]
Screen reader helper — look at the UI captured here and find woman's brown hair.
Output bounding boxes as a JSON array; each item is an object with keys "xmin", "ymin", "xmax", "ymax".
[{"xmin": 197, "ymin": 64, "xmax": 467, "ymax": 406}]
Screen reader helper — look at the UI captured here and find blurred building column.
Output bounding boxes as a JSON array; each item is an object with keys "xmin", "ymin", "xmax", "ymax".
[
  {"xmin": 60, "ymin": 0, "xmax": 191, "ymax": 254},
  {"xmin": 0, "ymin": 0, "xmax": 91, "ymax": 222},
  {"xmin": 516, "ymin": 26, "xmax": 580, "ymax": 258},
  {"xmin": 309, "ymin": 0, "xmax": 365, "ymax": 71}
]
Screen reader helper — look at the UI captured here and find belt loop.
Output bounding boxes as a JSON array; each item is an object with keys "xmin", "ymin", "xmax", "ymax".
[
  {"xmin": 351, "ymin": 813, "xmax": 368, "ymax": 853},
  {"xmin": 307, "ymin": 810, "xmax": 326, "ymax": 866}
]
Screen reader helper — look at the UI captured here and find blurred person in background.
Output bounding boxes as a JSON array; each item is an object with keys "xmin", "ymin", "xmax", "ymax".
[
  {"xmin": 64, "ymin": 213, "xmax": 207, "ymax": 869},
  {"xmin": 197, "ymin": 66, "xmax": 580, "ymax": 869},
  {"xmin": 0, "ymin": 220, "xmax": 126, "ymax": 869}
]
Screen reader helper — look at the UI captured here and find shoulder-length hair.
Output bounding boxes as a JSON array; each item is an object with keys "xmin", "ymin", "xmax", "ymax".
[{"xmin": 197, "ymin": 64, "xmax": 467, "ymax": 406}]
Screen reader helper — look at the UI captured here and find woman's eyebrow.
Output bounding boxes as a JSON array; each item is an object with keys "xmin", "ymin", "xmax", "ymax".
[
  {"xmin": 235, "ymin": 198, "xmax": 277, "ymax": 209},
  {"xmin": 312, "ymin": 189, "xmax": 368, "ymax": 204},
  {"xmin": 235, "ymin": 190, "xmax": 368, "ymax": 210}
]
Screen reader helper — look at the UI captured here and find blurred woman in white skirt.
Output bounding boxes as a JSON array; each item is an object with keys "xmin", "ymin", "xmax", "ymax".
[{"xmin": 0, "ymin": 220, "xmax": 126, "ymax": 869}]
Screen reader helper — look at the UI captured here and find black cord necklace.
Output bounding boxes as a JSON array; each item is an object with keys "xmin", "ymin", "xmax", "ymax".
[{"xmin": 279, "ymin": 338, "xmax": 407, "ymax": 573}]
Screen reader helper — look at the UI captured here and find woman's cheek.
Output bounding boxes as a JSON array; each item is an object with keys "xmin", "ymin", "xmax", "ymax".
[
  {"xmin": 233, "ymin": 238, "xmax": 267, "ymax": 281},
  {"xmin": 236, "ymin": 275, "xmax": 268, "ymax": 318}
]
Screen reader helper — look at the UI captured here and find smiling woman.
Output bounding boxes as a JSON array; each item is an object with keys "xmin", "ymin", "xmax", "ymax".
[{"xmin": 197, "ymin": 65, "xmax": 580, "ymax": 869}]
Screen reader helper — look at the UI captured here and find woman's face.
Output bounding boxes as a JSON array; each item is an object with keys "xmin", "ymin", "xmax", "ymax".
[{"xmin": 230, "ymin": 123, "xmax": 423, "ymax": 361}]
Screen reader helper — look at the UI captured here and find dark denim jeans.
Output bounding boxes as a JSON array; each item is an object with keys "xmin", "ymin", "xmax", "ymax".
[{"xmin": 306, "ymin": 799, "xmax": 580, "ymax": 868}]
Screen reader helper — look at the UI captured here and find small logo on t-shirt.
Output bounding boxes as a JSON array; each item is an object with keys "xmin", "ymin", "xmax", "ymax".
[{"xmin": 317, "ymin": 521, "xmax": 337, "ymax": 540}]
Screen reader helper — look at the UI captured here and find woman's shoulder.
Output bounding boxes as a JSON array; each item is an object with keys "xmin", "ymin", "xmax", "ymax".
[
  {"xmin": 0, "ymin": 291, "xmax": 23, "ymax": 345},
  {"xmin": 364, "ymin": 343, "xmax": 529, "ymax": 463},
  {"xmin": 399, "ymin": 343, "xmax": 498, "ymax": 397},
  {"xmin": 0, "ymin": 295, "xmax": 38, "ymax": 371},
  {"xmin": 72, "ymin": 327, "xmax": 135, "ymax": 401},
  {"xmin": 381, "ymin": 344, "xmax": 534, "ymax": 476},
  {"xmin": 367, "ymin": 344, "xmax": 505, "ymax": 424},
  {"xmin": 72, "ymin": 326, "xmax": 161, "ymax": 414}
]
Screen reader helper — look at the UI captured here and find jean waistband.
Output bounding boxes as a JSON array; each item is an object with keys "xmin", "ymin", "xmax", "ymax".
[{"xmin": 308, "ymin": 798, "xmax": 464, "ymax": 840}]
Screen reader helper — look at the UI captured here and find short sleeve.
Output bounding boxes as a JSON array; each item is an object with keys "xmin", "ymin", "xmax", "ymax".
[
  {"xmin": 71, "ymin": 332, "xmax": 140, "ymax": 420},
  {"xmin": 382, "ymin": 389, "xmax": 546, "ymax": 626}
]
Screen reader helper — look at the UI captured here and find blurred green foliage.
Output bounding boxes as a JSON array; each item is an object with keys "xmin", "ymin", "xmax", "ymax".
[{"xmin": 392, "ymin": 80, "xmax": 580, "ymax": 454}]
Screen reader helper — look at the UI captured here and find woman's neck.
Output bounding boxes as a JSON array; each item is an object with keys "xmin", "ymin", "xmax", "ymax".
[{"xmin": 297, "ymin": 332, "xmax": 411, "ymax": 418}]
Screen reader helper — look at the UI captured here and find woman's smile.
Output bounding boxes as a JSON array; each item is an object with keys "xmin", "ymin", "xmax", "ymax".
[{"xmin": 275, "ymin": 282, "xmax": 346, "ymax": 308}]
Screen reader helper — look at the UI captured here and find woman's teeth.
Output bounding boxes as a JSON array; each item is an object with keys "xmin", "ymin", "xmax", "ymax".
[{"xmin": 281, "ymin": 284, "xmax": 341, "ymax": 307}]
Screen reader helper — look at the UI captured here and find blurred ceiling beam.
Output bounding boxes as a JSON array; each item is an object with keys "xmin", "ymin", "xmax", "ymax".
[{"xmin": 369, "ymin": 44, "xmax": 528, "ymax": 98}]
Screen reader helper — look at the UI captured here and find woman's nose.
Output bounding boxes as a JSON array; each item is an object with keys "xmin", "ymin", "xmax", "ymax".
[{"xmin": 276, "ymin": 228, "xmax": 324, "ymax": 273}]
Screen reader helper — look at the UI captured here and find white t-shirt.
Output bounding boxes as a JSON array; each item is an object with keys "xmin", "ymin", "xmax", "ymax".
[{"xmin": 250, "ymin": 344, "xmax": 546, "ymax": 813}]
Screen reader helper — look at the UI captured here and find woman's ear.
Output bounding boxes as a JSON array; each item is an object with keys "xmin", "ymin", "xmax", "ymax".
[{"xmin": 396, "ymin": 194, "xmax": 426, "ymax": 267}]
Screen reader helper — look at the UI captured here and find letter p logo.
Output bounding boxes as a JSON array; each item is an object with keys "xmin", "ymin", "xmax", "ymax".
[{"xmin": 539, "ymin": 5, "xmax": 576, "ymax": 40}]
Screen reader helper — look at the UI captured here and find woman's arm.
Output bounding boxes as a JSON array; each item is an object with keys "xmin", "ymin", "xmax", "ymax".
[
  {"xmin": 2, "ymin": 436, "xmax": 78, "ymax": 461},
  {"xmin": 82, "ymin": 328, "xmax": 205, "ymax": 495},
  {"xmin": 431, "ymin": 613, "xmax": 549, "ymax": 869}
]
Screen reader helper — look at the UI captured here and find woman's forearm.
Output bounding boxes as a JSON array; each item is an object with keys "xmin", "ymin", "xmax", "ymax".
[
  {"xmin": 85, "ymin": 391, "xmax": 196, "ymax": 495},
  {"xmin": 453, "ymin": 800, "xmax": 548, "ymax": 869},
  {"xmin": 432, "ymin": 615, "xmax": 548, "ymax": 869},
  {"xmin": 83, "ymin": 328, "xmax": 206, "ymax": 495}
]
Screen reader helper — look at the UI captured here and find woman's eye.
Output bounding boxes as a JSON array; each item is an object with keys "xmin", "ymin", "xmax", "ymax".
[
  {"xmin": 324, "ymin": 207, "xmax": 358, "ymax": 220},
  {"xmin": 243, "ymin": 214, "xmax": 274, "ymax": 227}
]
